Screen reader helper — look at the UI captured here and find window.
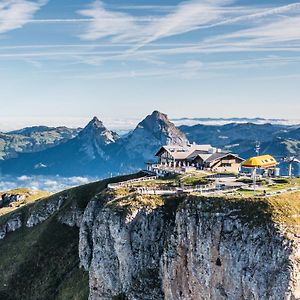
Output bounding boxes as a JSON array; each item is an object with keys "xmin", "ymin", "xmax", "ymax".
[{"xmin": 221, "ymin": 163, "xmax": 232, "ymax": 167}]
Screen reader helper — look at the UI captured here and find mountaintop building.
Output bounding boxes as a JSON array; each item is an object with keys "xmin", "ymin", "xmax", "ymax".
[{"xmin": 148, "ymin": 143, "xmax": 244, "ymax": 175}]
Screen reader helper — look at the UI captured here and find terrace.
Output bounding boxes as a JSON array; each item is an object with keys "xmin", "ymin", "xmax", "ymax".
[{"xmin": 107, "ymin": 172, "xmax": 300, "ymax": 198}]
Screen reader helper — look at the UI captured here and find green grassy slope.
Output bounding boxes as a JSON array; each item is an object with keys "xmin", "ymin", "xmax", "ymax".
[
  {"xmin": 0, "ymin": 218, "xmax": 89, "ymax": 300},
  {"xmin": 0, "ymin": 172, "xmax": 144, "ymax": 300}
]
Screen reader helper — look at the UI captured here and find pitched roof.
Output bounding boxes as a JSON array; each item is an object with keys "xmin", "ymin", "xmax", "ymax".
[
  {"xmin": 155, "ymin": 144, "xmax": 243, "ymax": 164},
  {"xmin": 205, "ymin": 152, "xmax": 244, "ymax": 163},
  {"xmin": 155, "ymin": 144, "xmax": 213, "ymax": 160}
]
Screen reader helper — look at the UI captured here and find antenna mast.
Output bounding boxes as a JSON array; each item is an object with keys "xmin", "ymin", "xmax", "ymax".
[{"xmin": 255, "ymin": 141, "xmax": 260, "ymax": 156}]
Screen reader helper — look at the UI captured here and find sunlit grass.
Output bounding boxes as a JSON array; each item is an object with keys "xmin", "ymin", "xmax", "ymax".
[{"xmin": 0, "ymin": 188, "xmax": 51, "ymax": 216}]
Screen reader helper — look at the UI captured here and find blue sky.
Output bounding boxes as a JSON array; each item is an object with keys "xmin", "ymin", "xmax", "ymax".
[{"xmin": 0, "ymin": 0, "xmax": 300, "ymax": 129}]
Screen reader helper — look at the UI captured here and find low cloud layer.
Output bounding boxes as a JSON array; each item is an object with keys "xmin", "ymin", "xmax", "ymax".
[{"xmin": 0, "ymin": 174, "xmax": 94, "ymax": 193}]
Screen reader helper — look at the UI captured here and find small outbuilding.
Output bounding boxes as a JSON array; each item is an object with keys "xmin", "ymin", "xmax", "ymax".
[{"xmin": 242, "ymin": 155, "xmax": 277, "ymax": 169}]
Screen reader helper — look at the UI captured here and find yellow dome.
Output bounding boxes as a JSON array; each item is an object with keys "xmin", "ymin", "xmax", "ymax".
[{"xmin": 242, "ymin": 155, "xmax": 277, "ymax": 169}]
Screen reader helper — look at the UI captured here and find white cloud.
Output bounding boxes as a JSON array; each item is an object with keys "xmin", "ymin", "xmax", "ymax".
[
  {"xmin": 78, "ymin": 0, "xmax": 234, "ymax": 45},
  {"xmin": 0, "ymin": 0, "xmax": 47, "ymax": 34},
  {"xmin": 230, "ymin": 16, "xmax": 300, "ymax": 43},
  {"xmin": 77, "ymin": 0, "xmax": 300, "ymax": 52},
  {"xmin": 195, "ymin": 2, "xmax": 300, "ymax": 30},
  {"xmin": 1, "ymin": 0, "xmax": 300, "ymax": 81},
  {"xmin": 204, "ymin": 15, "xmax": 300, "ymax": 50},
  {"xmin": 78, "ymin": 1, "xmax": 137, "ymax": 41},
  {"xmin": 0, "ymin": 175, "xmax": 95, "ymax": 193},
  {"xmin": 17, "ymin": 175, "xmax": 30, "ymax": 181},
  {"xmin": 129, "ymin": 0, "xmax": 235, "ymax": 50}
]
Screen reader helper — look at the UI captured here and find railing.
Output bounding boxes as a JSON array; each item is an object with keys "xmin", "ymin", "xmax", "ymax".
[
  {"xmin": 107, "ymin": 176, "xmax": 158, "ymax": 190},
  {"xmin": 148, "ymin": 164, "xmax": 186, "ymax": 175},
  {"xmin": 136, "ymin": 183, "xmax": 218, "ymax": 195},
  {"xmin": 107, "ymin": 175, "xmax": 245, "ymax": 196}
]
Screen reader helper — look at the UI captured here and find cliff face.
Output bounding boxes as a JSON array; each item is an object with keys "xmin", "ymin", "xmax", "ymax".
[
  {"xmin": 79, "ymin": 194, "xmax": 300, "ymax": 300},
  {"xmin": 161, "ymin": 202, "xmax": 300, "ymax": 300}
]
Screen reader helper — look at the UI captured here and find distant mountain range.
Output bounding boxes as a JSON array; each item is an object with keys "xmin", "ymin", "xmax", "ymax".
[
  {"xmin": 180, "ymin": 122, "xmax": 300, "ymax": 174},
  {"xmin": 0, "ymin": 111, "xmax": 299, "ymax": 177},
  {"xmin": 172, "ymin": 117, "xmax": 300, "ymax": 126},
  {"xmin": 0, "ymin": 126, "xmax": 80, "ymax": 160}
]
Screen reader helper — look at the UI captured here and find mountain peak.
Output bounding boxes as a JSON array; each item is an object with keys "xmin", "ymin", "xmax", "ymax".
[
  {"xmin": 138, "ymin": 111, "xmax": 188, "ymax": 145},
  {"xmin": 139, "ymin": 110, "xmax": 170, "ymax": 129},
  {"xmin": 79, "ymin": 117, "xmax": 119, "ymax": 147},
  {"xmin": 87, "ymin": 116, "xmax": 105, "ymax": 129},
  {"xmin": 124, "ymin": 111, "xmax": 188, "ymax": 157},
  {"xmin": 150, "ymin": 110, "xmax": 167, "ymax": 119}
]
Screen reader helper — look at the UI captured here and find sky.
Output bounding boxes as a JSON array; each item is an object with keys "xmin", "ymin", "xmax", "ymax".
[{"xmin": 0, "ymin": 0, "xmax": 300, "ymax": 130}]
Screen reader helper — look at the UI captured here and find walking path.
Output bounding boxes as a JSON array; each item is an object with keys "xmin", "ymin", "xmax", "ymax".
[{"xmin": 107, "ymin": 174, "xmax": 241, "ymax": 196}]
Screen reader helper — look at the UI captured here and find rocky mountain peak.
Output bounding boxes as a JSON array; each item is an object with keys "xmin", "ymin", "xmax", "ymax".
[
  {"xmin": 85, "ymin": 116, "xmax": 106, "ymax": 131},
  {"xmin": 118, "ymin": 111, "xmax": 189, "ymax": 164},
  {"xmin": 78, "ymin": 117, "xmax": 117, "ymax": 141},
  {"xmin": 139, "ymin": 110, "xmax": 169, "ymax": 128},
  {"xmin": 136, "ymin": 110, "xmax": 189, "ymax": 146},
  {"xmin": 76, "ymin": 117, "xmax": 119, "ymax": 161}
]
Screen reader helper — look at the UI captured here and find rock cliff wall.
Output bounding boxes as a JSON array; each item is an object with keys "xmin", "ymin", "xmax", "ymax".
[{"xmin": 79, "ymin": 195, "xmax": 300, "ymax": 300}]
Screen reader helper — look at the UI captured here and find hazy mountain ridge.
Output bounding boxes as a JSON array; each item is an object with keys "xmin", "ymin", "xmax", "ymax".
[
  {"xmin": 0, "ymin": 126, "xmax": 80, "ymax": 160},
  {"xmin": 0, "ymin": 112, "xmax": 299, "ymax": 177},
  {"xmin": 180, "ymin": 123, "xmax": 300, "ymax": 164},
  {"xmin": 0, "ymin": 117, "xmax": 119, "ymax": 177},
  {"xmin": 173, "ymin": 117, "xmax": 300, "ymax": 126}
]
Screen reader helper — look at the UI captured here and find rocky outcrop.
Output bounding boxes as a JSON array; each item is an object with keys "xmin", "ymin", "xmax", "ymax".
[
  {"xmin": 0, "ymin": 193, "xmax": 26, "ymax": 207},
  {"xmin": 80, "ymin": 199, "xmax": 169, "ymax": 299},
  {"xmin": 26, "ymin": 195, "xmax": 66, "ymax": 227},
  {"xmin": 79, "ymin": 195, "xmax": 300, "ymax": 300},
  {"xmin": 0, "ymin": 213, "xmax": 22, "ymax": 239},
  {"xmin": 76, "ymin": 117, "xmax": 119, "ymax": 161},
  {"xmin": 58, "ymin": 202, "xmax": 84, "ymax": 228}
]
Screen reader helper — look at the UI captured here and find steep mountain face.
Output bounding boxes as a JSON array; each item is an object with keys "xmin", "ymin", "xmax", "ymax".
[
  {"xmin": 113, "ymin": 111, "xmax": 189, "ymax": 171},
  {"xmin": 80, "ymin": 193, "xmax": 300, "ymax": 299},
  {"xmin": 0, "ymin": 118, "xmax": 119, "ymax": 176},
  {"xmin": 124, "ymin": 111, "xmax": 188, "ymax": 156},
  {"xmin": 0, "ymin": 175, "xmax": 300, "ymax": 299},
  {"xmin": 73, "ymin": 117, "xmax": 119, "ymax": 161},
  {"xmin": 0, "ymin": 126, "xmax": 80, "ymax": 160}
]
